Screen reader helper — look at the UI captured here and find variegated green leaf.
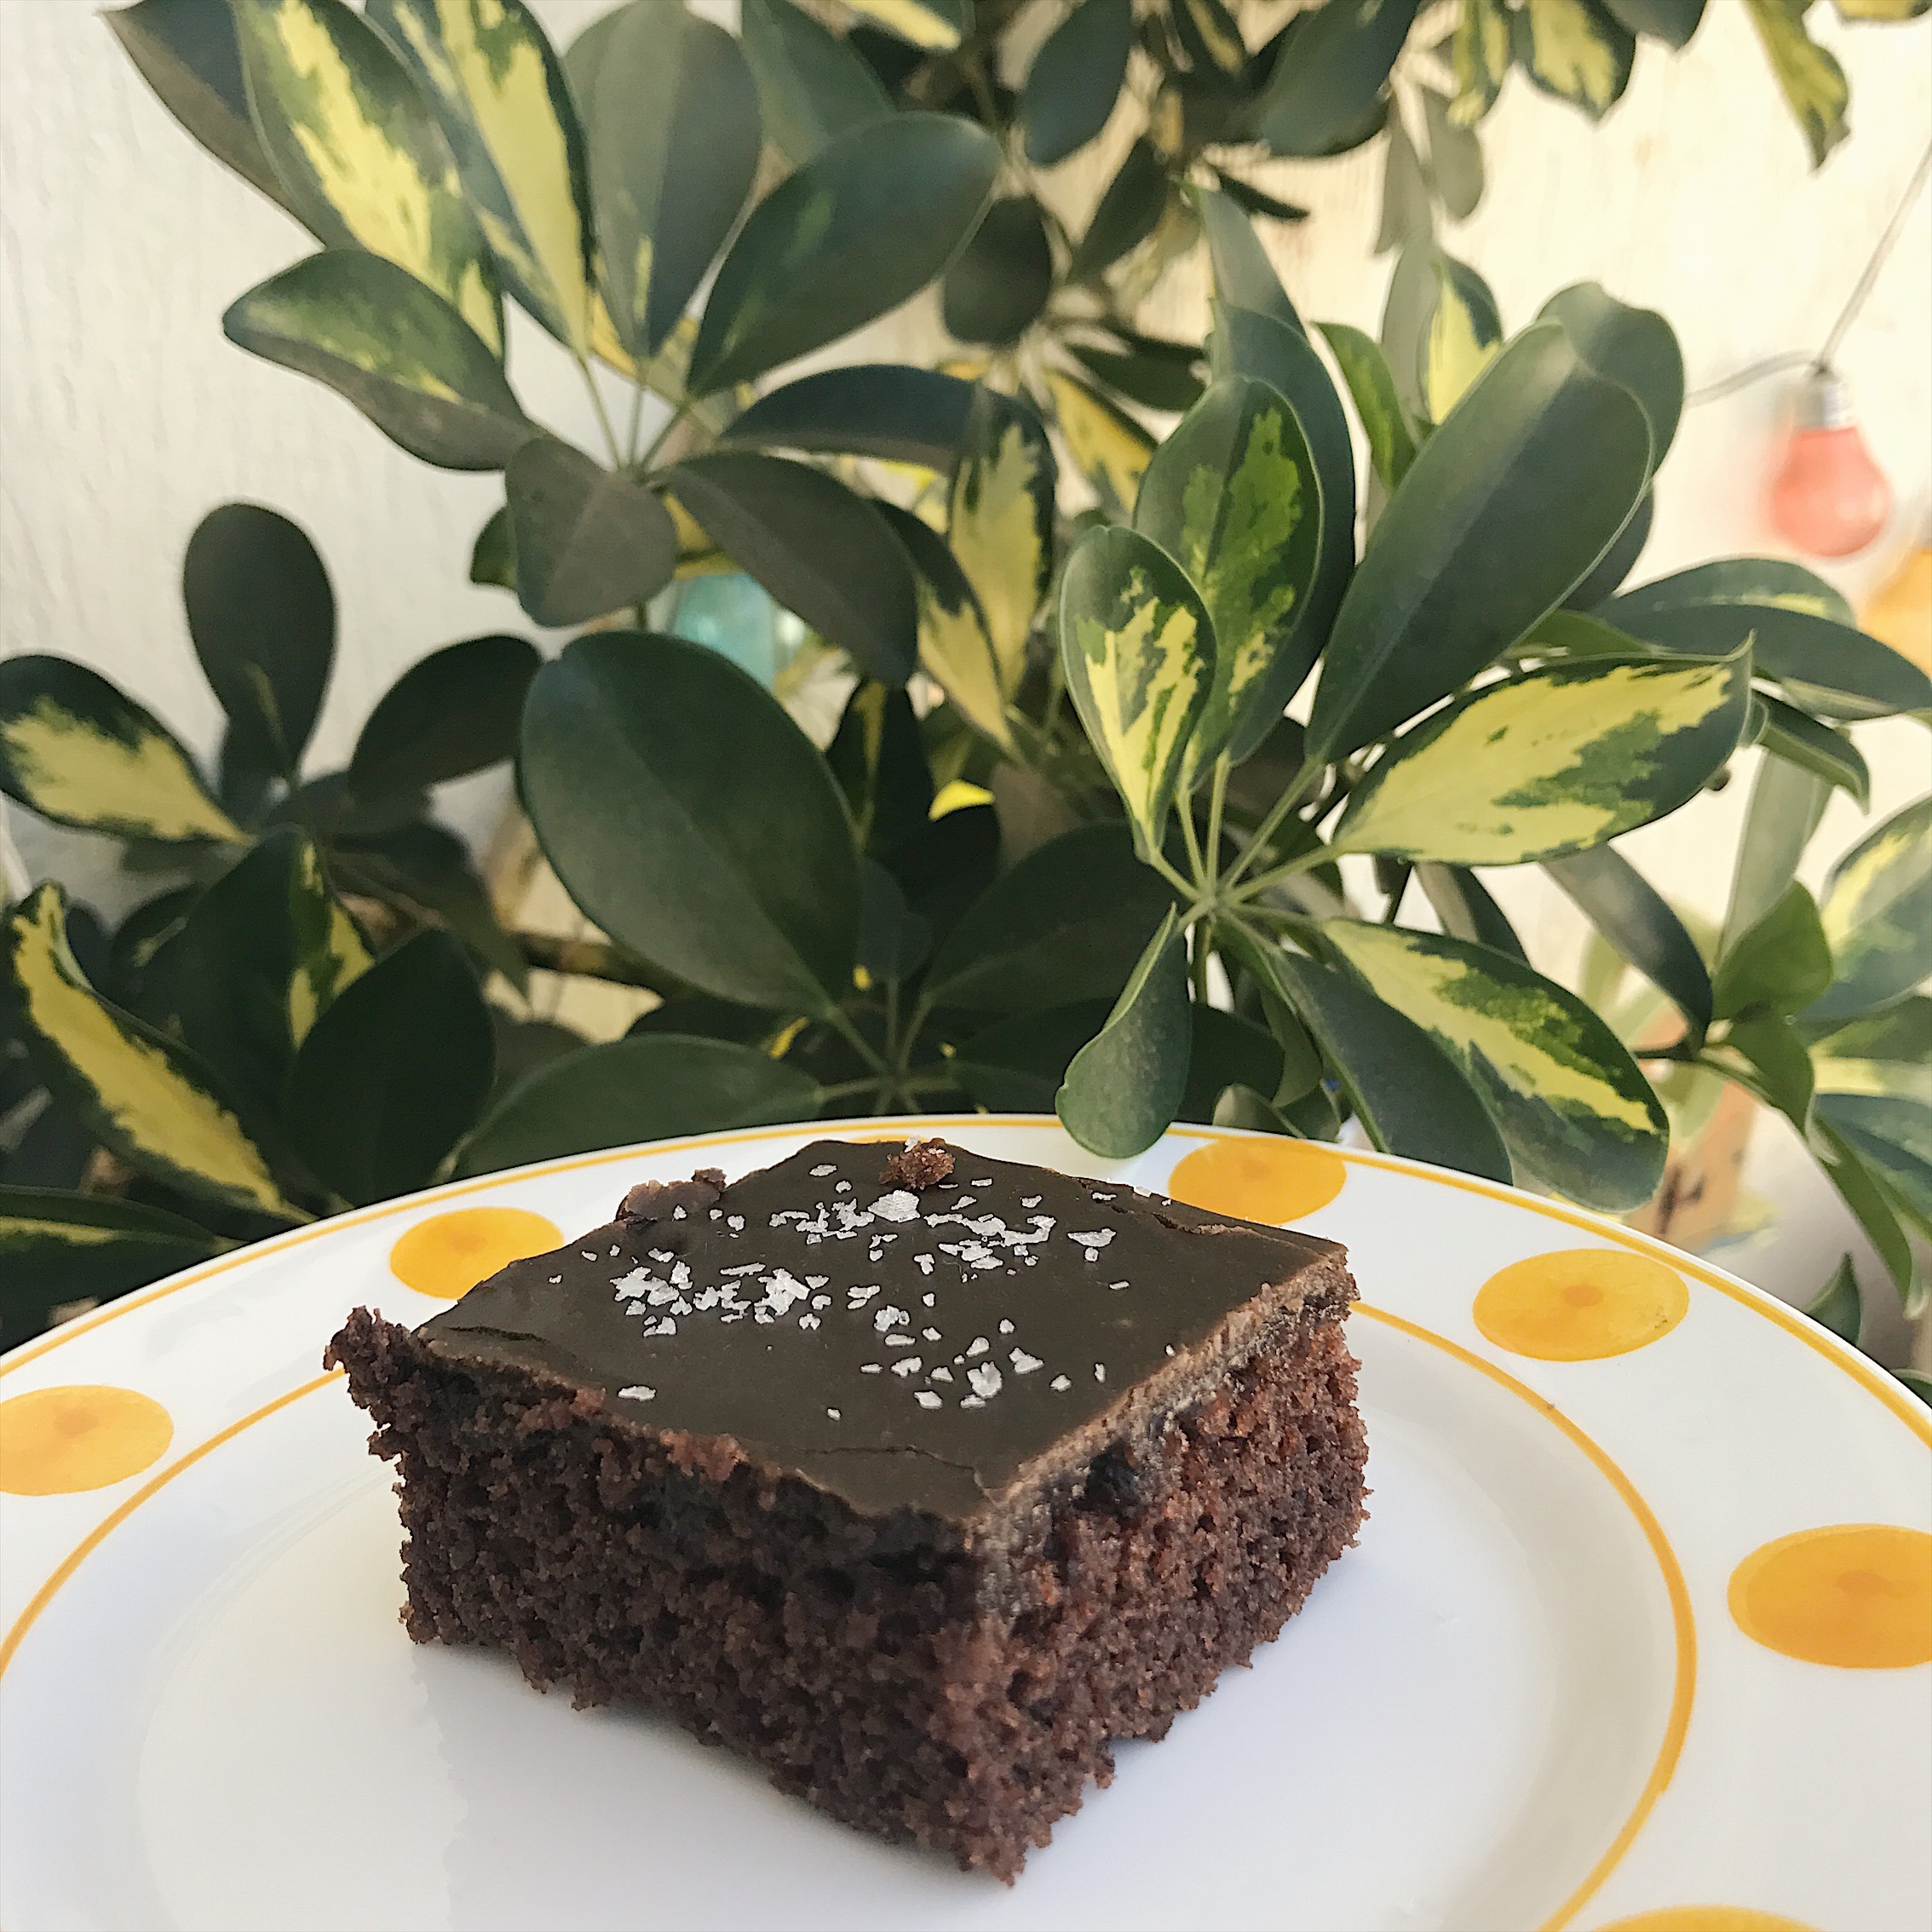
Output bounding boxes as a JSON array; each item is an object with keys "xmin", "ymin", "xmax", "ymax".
[
  {"xmin": 1133, "ymin": 376, "xmax": 1324, "ymax": 779},
  {"xmin": 1044, "ymin": 368, "xmax": 1156, "ymax": 515},
  {"xmin": 582, "ymin": 0, "xmax": 761, "ymax": 363},
  {"xmin": 738, "ymin": 0, "xmax": 891, "ymax": 166},
  {"xmin": 877, "ymin": 503, "xmax": 1011, "ymax": 750},
  {"xmin": 1450, "ymin": 0, "xmax": 1513, "ymax": 124},
  {"xmin": 1608, "ymin": 558, "xmax": 1855, "ymax": 626},
  {"xmin": 1808, "ymin": 794, "xmax": 1932, "ymax": 1021},
  {"xmin": 1056, "ymin": 907, "xmax": 1190, "ymax": 1158},
  {"xmin": 233, "ymin": 0, "xmax": 502, "ymax": 350},
  {"xmin": 1324, "ymin": 918, "xmax": 1667, "ymax": 1207},
  {"xmin": 1816, "ymin": 1094, "xmax": 1932, "ymax": 1239},
  {"xmin": 1808, "ymin": 998, "xmax": 1932, "ymax": 1101},
  {"xmin": 1, "ymin": 885, "xmax": 299, "ymax": 1221},
  {"xmin": 1745, "ymin": 0, "xmax": 1849, "ymax": 167},
  {"xmin": 287, "ymin": 832, "xmax": 371, "ymax": 1041},
  {"xmin": 369, "ymin": 0, "xmax": 594, "ymax": 352},
  {"xmin": 949, "ymin": 393, "xmax": 1055, "ymax": 706},
  {"xmin": 1058, "ymin": 526, "xmax": 1215, "ymax": 858},
  {"xmin": 1380, "ymin": 239, "xmax": 1504, "ymax": 423},
  {"xmin": 845, "ymin": 0, "xmax": 965, "ymax": 48},
  {"xmin": 1513, "ymin": 0, "xmax": 1635, "ymax": 118},
  {"xmin": 1331, "ymin": 650, "xmax": 1751, "ymax": 865},
  {"xmin": 0, "ymin": 656, "xmax": 242, "ymax": 845},
  {"xmin": 225, "ymin": 250, "xmax": 532, "ymax": 469},
  {"xmin": 1319, "ymin": 321, "xmax": 1419, "ymax": 492},
  {"xmin": 1832, "ymin": 0, "xmax": 1929, "ymax": 16}
]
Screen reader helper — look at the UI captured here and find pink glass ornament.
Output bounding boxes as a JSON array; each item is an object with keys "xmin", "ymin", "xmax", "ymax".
[{"xmin": 1768, "ymin": 367, "xmax": 1893, "ymax": 558}]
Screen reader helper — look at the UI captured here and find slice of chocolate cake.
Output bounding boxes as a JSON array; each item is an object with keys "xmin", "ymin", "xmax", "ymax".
[{"xmin": 328, "ymin": 1137, "xmax": 1366, "ymax": 1880}]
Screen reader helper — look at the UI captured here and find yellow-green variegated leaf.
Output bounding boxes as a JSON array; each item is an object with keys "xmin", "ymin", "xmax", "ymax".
[
  {"xmin": 1324, "ymin": 919, "xmax": 1669, "ymax": 1208},
  {"xmin": 949, "ymin": 393, "xmax": 1055, "ymax": 705},
  {"xmin": 1512, "ymin": 0, "xmax": 1635, "ymax": 120},
  {"xmin": 1057, "ymin": 526, "xmax": 1214, "ymax": 858},
  {"xmin": 1331, "ymin": 651, "xmax": 1751, "ymax": 865},
  {"xmin": 288, "ymin": 834, "xmax": 371, "ymax": 1042},
  {"xmin": 368, "ymin": 0, "xmax": 594, "ymax": 352},
  {"xmin": 225, "ymin": 250, "xmax": 532, "ymax": 470},
  {"xmin": 233, "ymin": 0, "xmax": 503, "ymax": 350},
  {"xmin": 0, "ymin": 656, "xmax": 243, "ymax": 845},
  {"xmin": 0, "ymin": 1187, "xmax": 226, "ymax": 1333},
  {"xmin": 1423, "ymin": 251, "xmax": 1504, "ymax": 421},
  {"xmin": 1832, "ymin": 0, "xmax": 1929, "ymax": 16},
  {"xmin": 1044, "ymin": 368, "xmax": 1155, "ymax": 516},
  {"xmin": 880, "ymin": 503, "xmax": 1013, "ymax": 751},
  {"xmin": 1133, "ymin": 374, "xmax": 1324, "ymax": 779},
  {"xmin": 1808, "ymin": 793, "xmax": 1932, "ymax": 1022},
  {"xmin": 1745, "ymin": 0, "xmax": 1849, "ymax": 166},
  {"xmin": 1, "ymin": 886, "xmax": 300, "ymax": 1221},
  {"xmin": 1451, "ymin": 0, "xmax": 1512, "ymax": 124},
  {"xmin": 843, "ymin": 0, "xmax": 966, "ymax": 50}
]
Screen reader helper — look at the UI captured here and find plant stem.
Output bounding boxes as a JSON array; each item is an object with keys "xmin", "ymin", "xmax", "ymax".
[
  {"xmin": 572, "ymin": 349, "xmax": 624, "ymax": 467},
  {"xmin": 641, "ymin": 396, "xmax": 698, "ymax": 471},
  {"xmin": 823, "ymin": 1002, "xmax": 893, "ymax": 1084},
  {"xmin": 1221, "ymin": 756, "xmax": 1320, "ymax": 890},
  {"xmin": 623, "ymin": 376, "xmax": 648, "ymax": 467},
  {"xmin": 1176, "ymin": 791, "xmax": 1206, "ymax": 884},
  {"xmin": 1227, "ymin": 844, "xmax": 1332, "ymax": 901},
  {"xmin": 1191, "ymin": 917, "xmax": 1214, "ymax": 1004},
  {"xmin": 514, "ymin": 929, "xmax": 666, "ymax": 990},
  {"xmin": 1204, "ymin": 752, "xmax": 1230, "ymax": 893}
]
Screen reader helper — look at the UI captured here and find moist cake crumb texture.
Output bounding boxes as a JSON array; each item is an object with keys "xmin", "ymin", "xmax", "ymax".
[{"xmin": 327, "ymin": 1137, "xmax": 1367, "ymax": 1880}]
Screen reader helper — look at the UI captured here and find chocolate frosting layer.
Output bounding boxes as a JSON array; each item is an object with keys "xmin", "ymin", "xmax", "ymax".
[{"xmin": 417, "ymin": 1139, "xmax": 1348, "ymax": 1523}]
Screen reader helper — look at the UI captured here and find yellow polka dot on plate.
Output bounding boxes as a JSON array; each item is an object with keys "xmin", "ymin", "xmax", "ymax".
[
  {"xmin": 0, "ymin": 1385, "xmax": 174, "ymax": 1495},
  {"xmin": 1473, "ymin": 1248, "xmax": 1688, "ymax": 1360},
  {"xmin": 389, "ymin": 1207, "xmax": 563, "ymax": 1300},
  {"xmin": 1167, "ymin": 1137, "xmax": 1347, "ymax": 1224},
  {"xmin": 1594, "ymin": 1910, "xmax": 1820, "ymax": 1932},
  {"xmin": 1728, "ymin": 1524, "xmax": 1932, "ymax": 1670}
]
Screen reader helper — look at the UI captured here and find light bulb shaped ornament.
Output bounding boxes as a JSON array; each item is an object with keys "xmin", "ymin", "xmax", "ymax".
[{"xmin": 1769, "ymin": 366, "xmax": 1892, "ymax": 558}]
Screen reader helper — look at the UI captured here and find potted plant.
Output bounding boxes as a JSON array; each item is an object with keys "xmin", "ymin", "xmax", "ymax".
[{"xmin": 3, "ymin": 0, "xmax": 1925, "ymax": 1398}]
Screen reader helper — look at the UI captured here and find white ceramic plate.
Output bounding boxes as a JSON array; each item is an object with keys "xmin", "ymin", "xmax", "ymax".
[{"xmin": 3, "ymin": 1118, "xmax": 1929, "ymax": 1932}]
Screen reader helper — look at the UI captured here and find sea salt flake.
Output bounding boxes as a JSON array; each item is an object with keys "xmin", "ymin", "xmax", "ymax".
[
  {"xmin": 649, "ymin": 1249, "xmax": 675, "ymax": 1262},
  {"xmin": 914, "ymin": 1254, "xmax": 934, "ymax": 1275},
  {"xmin": 618, "ymin": 1385, "xmax": 656, "ymax": 1401},
  {"xmin": 727, "ymin": 1216, "xmax": 744, "ymax": 1231},
  {"xmin": 923, "ymin": 1327, "xmax": 941, "ymax": 1342},
  {"xmin": 960, "ymin": 1395, "xmax": 985, "ymax": 1410},
  {"xmin": 998, "ymin": 1320, "xmax": 1014, "ymax": 1335},
  {"xmin": 874, "ymin": 1305, "xmax": 908, "ymax": 1332},
  {"xmin": 1093, "ymin": 1364, "xmax": 1107, "ymax": 1383},
  {"xmin": 860, "ymin": 1363, "xmax": 883, "ymax": 1374},
  {"xmin": 884, "ymin": 1334, "xmax": 915, "ymax": 1348},
  {"xmin": 966, "ymin": 1337, "xmax": 989, "ymax": 1358},
  {"xmin": 967, "ymin": 1364, "xmax": 1003, "ymax": 1400},
  {"xmin": 914, "ymin": 1391, "xmax": 942, "ymax": 1409},
  {"xmin": 930, "ymin": 1367, "xmax": 953, "ymax": 1383},
  {"xmin": 1010, "ymin": 1349, "xmax": 1043, "ymax": 1374},
  {"xmin": 890, "ymin": 1357, "xmax": 923, "ymax": 1377},
  {"xmin": 836, "ymin": 1180, "xmax": 853, "ymax": 1193},
  {"xmin": 806, "ymin": 1275, "xmax": 829, "ymax": 1290},
  {"xmin": 1050, "ymin": 1376, "xmax": 1072, "ymax": 1392},
  {"xmin": 869, "ymin": 1191, "xmax": 921, "ymax": 1222},
  {"xmin": 799, "ymin": 1314, "xmax": 821, "ymax": 1331},
  {"xmin": 1069, "ymin": 1228, "xmax": 1115, "ymax": 1251},
  {"xmin": 1109, "ymin": 1280, "xmax": 1128, "ymax": 1291},
  {"xmin": 811, "ymin": 1164, "xmax": 837, "ymax": 1176},
  {"xmin": 826, "ymin": 1407, "xmax": 841, "ymax": 1420},
  {"xmin": 1021, "ymin": 1196, "xmax": 1041, "ymax": 1208},
  {"xmin": 609, "ymin": 1245, "xmax": 621, "ymax": 1257}
]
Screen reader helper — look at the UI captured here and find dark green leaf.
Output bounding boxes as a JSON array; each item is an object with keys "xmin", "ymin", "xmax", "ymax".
[
  {"xmin": 1307, "ymin": 323, "xmax": 1653, "ymax": 760},
  {"xmin": 1723, "ymin": 751, "xmax": 1828, "ymax": 952},
  {"xmin": 347, "ymin": 635, "xmax": 538, "ymax": 802},
  {"xmin": 952, "ymin": 999, "xmax": 1110, "ymax": 1113},
  {"xmin": 1808, "ymin": 793, "xmax": 1932, "ymax": 1021},
  {"xmin": 1713, "ymin": 881, "xmax": 1832, "ymax": 1020},
  {"xmin": 1323, "ymin": 918, "xmax": 1665, "ymax": 1207},
  {"xmin": 1757, "ymin": 695, "xmax": 1870, "ymax": 805},
  {"xmin": 520, "ymin": 630, "xmax": 860, "ymax": 1011},
  {"xmin": 334, "ymin": 821, "xmax": 528, "ymax": 992},
  {"xmin": 1057, "ymin": 526, "xmax": 1216, "ymax": 859},
  {"xmin": 1815, "ymin": 1093, "xmax": 1932, "ymax": 1235},
  {"xmin": 1537, "ymin": 282, "xmax": 1684, "ymax": 461},
  {"xmin": 1611, "ymin": 557, "xmax": 1854, "ymax": 627},
  {"xmin": 1133, "ymin": 375, "xmax": 1325, "ymax": 774},
  {"xmin": 724, "ymin": 365, "xmax": 977, "ymax": 470},
  {"xmin": 1805, "ymin": 997, "xmax": 1932, "ymax": 1070},
  {"xmin": 1067, "ymin": 342, "xmax": 1206, "ymax": 413},
  {"xmin": 106, "ymin": 0, "xmax": 298, "ymax": 213},
  {"xmin": 1250, "ymin": 0, "xmax": 1421, "ymax": 156},
  {"xmin": 923, "ymin": 823, "xmax": 1175, "ymax": 1014},
  {"xmin": 1420, "ymin": 86, "xmax": 1484, "ymax": 218},
  {"xmin": 182, "ymin": 502, "xmax": 335, "ymax": 774},
  {"xmin": 1171, "ymin": 0, "xmax": 1251, "ymax": 77},
  {"xmin": 455, "ymin": 1033, "xmax": 818, "ymax": 1177},
  {"xmin": 1375, "ymin": 109, "xmax": 1434, "ymax": 256},
  {"xmin": 1415, "ymin": 863, "xmax": 1527, "ymax": 961},
  {"xmin": 1717, "ymin": 1008, "xmax": 1816, "ymax": 1131},
  {"xmin": 1545, "ymin": 844, "xmax": 1711, "ymax": 1038},
  {"xmin": 0, "ymin": 656, "xmax": 242, "ymax": 845},
  {"xmin": 1023, "ymin": 0, "xmax": 1132, "ymax": 164},
  {"xmin": 586, "ymin": 0, "xmax": 761, "ymax": 359},
  {"xmin": 1196, "ymin": 187, "xmax": 1299, "ymax": 331},
  {"xmin": 1603, "ymin": 0, "xmax": 1705, "ymax": 42},
  {"xmin": 223, "ymin": 250, "xmax": 532, "ymax": 469},
  {"xmin": 689, "ymin": 112, "xmax": 999, "ymax": 394},
  {"xmin": 1208, "ymin": 304, "xmax": 1356, "ymax": 670},
  {"xmin": 891, "ymin": 800, "xmax": 1000, "ymax": 951},
  {"xmin": 944, "ymin": 197, "xmax": 1053, "ymax": 347},
  {"xmin": 668, "ymin": 453, "xmax": 918, "ymax": 686},
  {"xmin": 825, "ymin": 682, "xmax": 934, "ymax": 860},
  {"xmin": 1316, "ymin": 321, "xmax": 1418, "ymax": 492},
  {"xmin": 1803, "ymin": 1252, "xmax": 1862, "ymax": 1342},
  {"xmin": 857, "ymin": 858, "xmax": 932, "ymax": 980},
  {"xmin": 1259, "ymin": 946, "xmax": 1514, "ymax": 1182},
  {"xmin": 628, "ymin": 995, "xmax": 780, "ymax": 1044},
  {"xmin": 1813, "ymin": 1115, "xmax": 1916, "ymax": 1297},
  {"xmin": 1069, "ymin": 139, "xmax": 1169, "ymax": 282},
  {"xmin": 1056, "ymin": 908, "xmax": 1191, "ymax": 1158},
  {"xmin": 1180, "ymin": 1006, "xmax": 1286, "ymax": 1124},
  {"xmin": 739, "ymin": 0, "xmax": 892, "ymax": 164},
  {"xmin": 284, "ymin": 929, "xmax": 492, "ymax": 1205},
  {"xmin": 469, "ymin": 504, "xmax": 515, "ymax": 589},
  {"xmin": 1208, "ymin": 170, "xmax": 1309, "ymax": 224},
  {"xmin": 506, "ymin": 435, "xmax": 678, "ymax": 626},
  {"xmin": 1565, "ymin": 490, "xmax": 1653, "ymax": 610}
]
